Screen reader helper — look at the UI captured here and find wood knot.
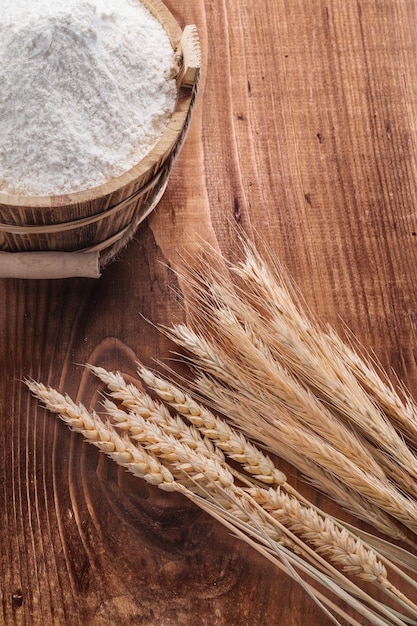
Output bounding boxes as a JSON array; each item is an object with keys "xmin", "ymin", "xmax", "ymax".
[{"xmin": 12, "ymin": 590, "xmax": 24, "ymax": 608}]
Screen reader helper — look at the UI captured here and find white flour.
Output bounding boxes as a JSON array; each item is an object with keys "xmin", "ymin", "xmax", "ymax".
[{"xmin": 0, "ymin": 0, "xmax": 177, "ymax": 196}]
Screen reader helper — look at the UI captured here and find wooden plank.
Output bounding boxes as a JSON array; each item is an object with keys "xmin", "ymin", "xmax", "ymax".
[{"xmin": 1, "ymin": 0, "xmax": 417, "ymax": 623}]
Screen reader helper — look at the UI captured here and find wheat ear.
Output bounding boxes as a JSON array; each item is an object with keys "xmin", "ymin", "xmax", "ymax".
[
  {"xmin": 172, "ymin": 321, "xmax": 417, "ymax": 535},
  {"xmin": 95, "ymin": 368, "xmax": 417, "ymax": 618},
  {"xmin": 25, "ymin": 380, "xmax": 177, "ymax": 491},
  {"xmin": 214, "ymin": 302, "xmax": 391, "ymax": 480},
  {"xmin": 101, "ymin": 396, "xmax": 408, "ymax": 619},
  {"xmin": 103, "ymin": 398, "xmax": 235, "ymax": 490},
  {"xmin": 136, "ymin": 363, "xmax": 287, "ymax": 487},
  {"xmin": 27, "ymin": 379, "xmax": 286, "ymax": 547},
  {"xmin": 248, "ymin": 487, "xmax": 417, "ymax": 617},
  {"xmin": 180, "ymin": 243, "xmax": 417, "ymax": 499},
  {"xmin": 29, "ymin": 378, "xmax": 416, "ymax": 625},
  {"xmin": 230, "ymin": 246, "xmax": 417, "ymax": 486},
  {"xmin": 289, "ymin": 452, "xmax": 410, "ymax": 544},
  {"xmin": 99, "ymin": 394, "xmax": 374, "ymax": 579},
  {"xmin": 99, "ymin": 367, "xmax": 416, "ymax": 573},
  {"xmin": 327, "ymin": 327, "xmax": 417, "ymax": 449},
  {"xmin": 136, "ymin": 365, "xmax": 412, "ymax": 542},
  {"xmin": 254, "ymin": 485, "xmax": 389, "ymax": 584},
  {"xmin": 88, "ymin": 365, "xmax": 220, "ymax": 463},
  {"xmin": 173, "ymin": 326, "xmax": 417, "ymax": 536},
  {"xmin": 27, "ymin": 381, "xmax": 285, "ymax": 550}
]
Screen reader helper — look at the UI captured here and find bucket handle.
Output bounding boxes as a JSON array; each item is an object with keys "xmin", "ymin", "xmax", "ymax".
[{"xmin": 0, "ymin": 251, "xmax": 101, "ymax": 279}]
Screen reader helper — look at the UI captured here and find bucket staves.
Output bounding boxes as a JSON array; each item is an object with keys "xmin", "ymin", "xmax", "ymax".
[{"xmin": 0, "ymin": 3, "xmax": 201, "ymax": 279}]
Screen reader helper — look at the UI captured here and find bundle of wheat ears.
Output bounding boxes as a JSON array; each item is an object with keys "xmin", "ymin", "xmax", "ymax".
[{"xmin": 28, "ymin": 235, "xmax": 417, "ymax": 625}]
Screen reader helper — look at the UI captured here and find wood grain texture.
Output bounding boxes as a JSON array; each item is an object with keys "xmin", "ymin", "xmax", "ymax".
[{"xmin": 1, "ymin": 1, "xmax": 417, "ymax": 624}]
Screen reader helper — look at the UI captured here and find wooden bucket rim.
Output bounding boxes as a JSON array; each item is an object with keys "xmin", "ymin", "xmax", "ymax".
[{"xmin": 0, "ymin": 0, "xmax": 191, "ymax": 210}]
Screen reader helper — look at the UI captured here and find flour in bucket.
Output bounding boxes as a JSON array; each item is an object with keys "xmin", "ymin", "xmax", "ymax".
[{"xmin": 0, "ymin": 0, "xmax": 178, "ymax": 196}]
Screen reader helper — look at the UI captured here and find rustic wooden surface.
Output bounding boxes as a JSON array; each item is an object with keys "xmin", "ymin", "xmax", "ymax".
[{"xmin": 2, "ymin": 0, "xmax": 417, "ymax": 624}]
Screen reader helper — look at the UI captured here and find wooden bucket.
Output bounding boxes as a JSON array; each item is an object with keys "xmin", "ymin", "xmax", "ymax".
[{"xmin": 0, "ymin": 0, "xmax": 201, "ymax": 279}]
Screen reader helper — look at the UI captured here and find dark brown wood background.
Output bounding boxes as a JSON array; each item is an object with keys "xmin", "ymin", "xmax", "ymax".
[{"xmin": 2, "ymin": 1, "xmax": 417, "ymax": 623}]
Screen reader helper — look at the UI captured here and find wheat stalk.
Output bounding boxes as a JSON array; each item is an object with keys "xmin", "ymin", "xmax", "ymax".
[
  {"xmin": 24, "ymin": 230, "xmax": 417, "ymax": 624},
  {"xmin": 94, "ymin": 364, "xmax": 417, "ymax": 617},
  {"xmin": 169, "ymin": 323, "xmax": 417, "ymax": 537},
  {"xmin": 95, "ymin": 363, "xmax": 412, "ymax": 550},
  {"xmin": 136, "ymin": 363, "xmax": 415, "ymax": 548},
  {"xmin": 92, "ymin": 383, "xmax": 417, "ymax": 623},
  {"xmin": 27, "ymin": 376, "xmax": 417, "ymax": 625},
  {"xmin": 177, "ymin": 242, "xmax": 417, "ymax": 500},
  {"xmin": 230, "ymin": 245, "xmax": 417, "ymax": 484}
]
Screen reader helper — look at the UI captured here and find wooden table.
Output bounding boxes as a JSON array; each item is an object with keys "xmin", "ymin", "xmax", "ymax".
[{"xmin": 2, "ymin": 1, "xmax": 417, "ymax": 623}]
